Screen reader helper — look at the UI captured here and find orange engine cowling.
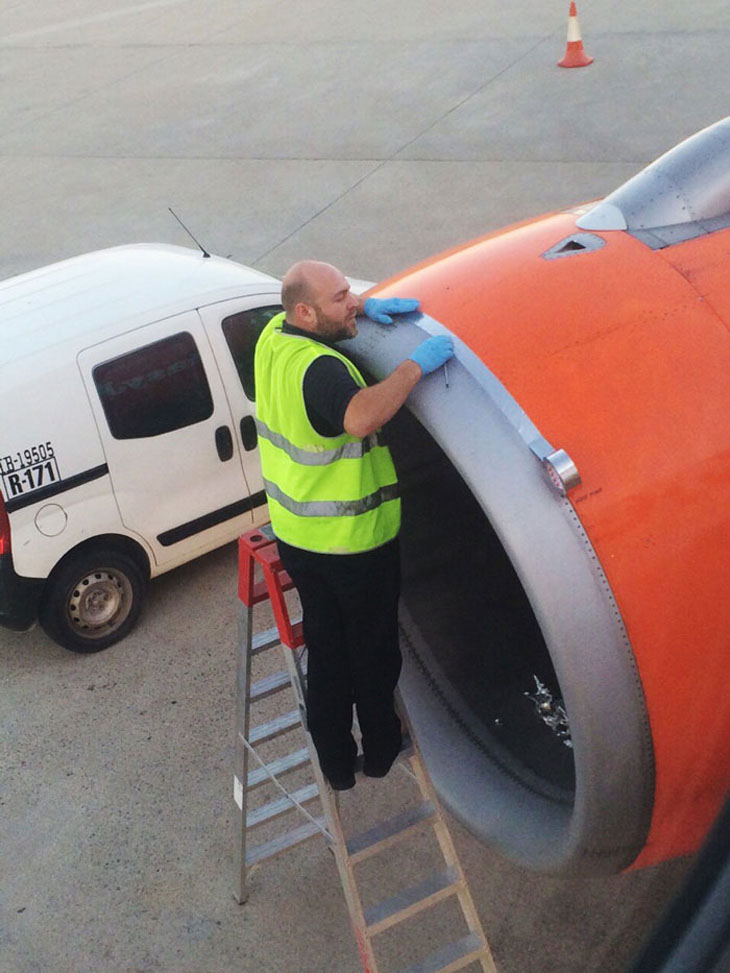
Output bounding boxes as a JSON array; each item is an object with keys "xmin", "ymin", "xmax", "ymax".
[{"xmin": 346, "ymin": 118, "xmax": 730, "ymax": 875}]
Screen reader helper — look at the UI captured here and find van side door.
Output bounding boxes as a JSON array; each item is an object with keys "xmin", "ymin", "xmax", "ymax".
[{"xmin": 78, "ymin": 311, "xmax": 257, "ymax": 570}]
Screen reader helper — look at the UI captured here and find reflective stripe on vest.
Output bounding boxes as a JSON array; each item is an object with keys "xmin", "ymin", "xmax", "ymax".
[
  {"xmin": 262, "ymin": 477, "xmax": 399, "ymax": 518},
  {"xmin": 255, "ymin": 418, "xmax": 381, "ymax": 465}
]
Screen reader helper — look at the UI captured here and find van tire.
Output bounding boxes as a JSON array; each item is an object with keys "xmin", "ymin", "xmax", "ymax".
[{"xmin": 40, "ymin": 548, "xmax": 147, "ymax": 653}]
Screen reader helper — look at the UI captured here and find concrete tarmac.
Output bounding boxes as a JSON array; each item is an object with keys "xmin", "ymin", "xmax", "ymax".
[{"xmin": 1, "ymin": 1, "xmax": 726, "ymax": 969}]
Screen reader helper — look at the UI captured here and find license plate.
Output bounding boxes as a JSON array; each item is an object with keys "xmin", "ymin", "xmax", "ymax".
[{"xmin": 1, "ymin": 455, "xmax": 61, "ymax": 500}]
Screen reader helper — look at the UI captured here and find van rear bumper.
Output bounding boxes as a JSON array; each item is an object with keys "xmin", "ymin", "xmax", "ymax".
[{"xmin": 0, "ymin": 554, "xmax": 44, "ymax": 631}]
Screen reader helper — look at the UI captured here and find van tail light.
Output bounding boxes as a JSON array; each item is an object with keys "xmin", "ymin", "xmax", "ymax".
[{"xmin": 0, "ymin": 492, "xmax": 11, "ymax": 556}]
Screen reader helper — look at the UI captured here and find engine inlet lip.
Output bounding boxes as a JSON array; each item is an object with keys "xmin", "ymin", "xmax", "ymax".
[{"xmin": 346, "ymin": 312, "xmax": 656, "ymax": 875}]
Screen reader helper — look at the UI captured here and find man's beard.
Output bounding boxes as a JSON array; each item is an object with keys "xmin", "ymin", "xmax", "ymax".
[{"xmin": 314, "ymin": 305, "xmax": 357, "ymax": 342}]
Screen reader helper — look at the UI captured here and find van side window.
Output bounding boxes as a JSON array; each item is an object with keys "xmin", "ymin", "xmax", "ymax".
[
  {"xmin": 93, "ymin": 332, "xmax": 213, "ymax": 439},
  {"xmin": 221, "ymin": 305, "xmax": 282, "ymax": 401}
]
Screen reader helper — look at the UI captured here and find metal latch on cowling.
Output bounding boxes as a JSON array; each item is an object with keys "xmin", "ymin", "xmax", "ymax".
[
  {"xmin": 528, "ymin": 437, "xmax": 581, "ymax": 497},
  {"xmin": 542, "ymin": 448, "xmax": 581, "ymax": 496}
]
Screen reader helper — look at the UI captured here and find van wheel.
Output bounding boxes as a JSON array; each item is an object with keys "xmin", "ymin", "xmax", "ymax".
[{"xmin": 40, "ymin": 549, "xmax": 147, "ymax": 653}]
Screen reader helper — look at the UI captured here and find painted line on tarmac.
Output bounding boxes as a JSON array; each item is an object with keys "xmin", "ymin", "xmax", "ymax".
[{"xmin": 1, "ymin": 0, "xmax": 195, "ymax": 43}]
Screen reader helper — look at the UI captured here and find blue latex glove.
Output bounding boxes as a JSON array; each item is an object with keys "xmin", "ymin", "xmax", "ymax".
[
  {"xmin": 363, "ymin": 296, "xmax": 420, "ymax": 325},
  {"xmin": 409, "ymin": 335, "xmax": 454, "ymax": 375}
]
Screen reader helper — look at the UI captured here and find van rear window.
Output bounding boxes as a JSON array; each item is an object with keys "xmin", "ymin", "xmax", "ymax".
[{"xmin": 93, "ymin": 332, "xmax": 213, "ymax": 439}]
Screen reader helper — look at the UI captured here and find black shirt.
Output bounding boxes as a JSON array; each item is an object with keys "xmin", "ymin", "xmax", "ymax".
[{"xmin": 281, "ymin": 322, "xmax": 360, "ymax": 437}]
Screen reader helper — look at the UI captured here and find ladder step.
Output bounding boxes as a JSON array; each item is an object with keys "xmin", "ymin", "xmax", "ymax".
[
  {"xmin": 251, "ymin": 618, "xmax": 303, "ymax": 655},
  {"xmin": 250, "ymin": 669, "xmax": 291, "ymax": 703},
  {"xmin": 247, "ymin": 747, "xmax": 311, "ymax": 789},
  {"xmin": 247, "ymin": 709, "xmax": 301, "ymax": 745},
  {"xmin": 364, "ymin": 866, "xmax": 460, "ymax": 936},
  {"xmin": 246, "ymin": 816, "xmax": 327, "ymax": 866},
  {"xmin": 246, "ymin": 782, "xmax": 320, "ymax": 829},
  {"xmin": 347, "ymin": 802, "xmax": 436, "ymax": 863},
  {"xmin": 397, "ymin": 931, "xmax": 486, "ymax": 973},
  {"xmin": 251, "ymin": 625, "xmax": 282, "ymax": 655}
]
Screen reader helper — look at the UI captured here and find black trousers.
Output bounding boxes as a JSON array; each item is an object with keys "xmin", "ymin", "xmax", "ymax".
[{"xmin": 277, "ymin": 537, "xmax": 402, "ymax": 781}]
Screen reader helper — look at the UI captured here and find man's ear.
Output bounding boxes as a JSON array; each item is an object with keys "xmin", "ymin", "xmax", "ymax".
[{"xmin": 297, "ymin": 302, "xmax": 316, "ymax": 327}]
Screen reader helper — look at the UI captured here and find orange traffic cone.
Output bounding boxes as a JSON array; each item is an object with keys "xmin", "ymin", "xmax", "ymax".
[{"xmin": 558, "ymin": 2, "xmax": 593, "ymax": 68}]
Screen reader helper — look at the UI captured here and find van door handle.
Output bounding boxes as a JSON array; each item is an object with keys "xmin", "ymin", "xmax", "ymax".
[
  {"xmin": 240, "ymin": 416, "xmax": 258, "ymax": 451},
  {"xmin": 215, "ymin": 425, "xmax": 234, "ymax": 461}
]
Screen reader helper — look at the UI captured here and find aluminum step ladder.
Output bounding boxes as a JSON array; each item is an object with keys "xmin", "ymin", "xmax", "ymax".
[{"xmin": 234, "ymin": 525, "xmax": 497, "ymax": 973}]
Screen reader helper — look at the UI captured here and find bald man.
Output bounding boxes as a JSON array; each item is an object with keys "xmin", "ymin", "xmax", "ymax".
[{"xmin": 254, "ymin": 260, "xmax": 453, "ymax": 789}]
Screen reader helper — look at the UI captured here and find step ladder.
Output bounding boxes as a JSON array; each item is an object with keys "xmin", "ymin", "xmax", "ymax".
[{"xmin": 233, "ymin": 525, "xmax": 497, "ymax": 973}]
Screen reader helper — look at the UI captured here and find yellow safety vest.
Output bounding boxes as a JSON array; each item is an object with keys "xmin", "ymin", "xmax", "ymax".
[{"xmin": 254, "ymin": 313, "xmax": 400, "ymax": 553}]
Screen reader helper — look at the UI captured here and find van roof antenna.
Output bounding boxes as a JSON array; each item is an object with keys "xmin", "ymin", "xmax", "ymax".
[{"xmin": 168, "ymin": 207, "xmax": 211, "ymax": 258}]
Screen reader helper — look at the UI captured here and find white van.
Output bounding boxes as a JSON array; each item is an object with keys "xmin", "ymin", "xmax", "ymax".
[{"xmin": 0, "ymin": 243, "xmax": 286, "ymax": 652}]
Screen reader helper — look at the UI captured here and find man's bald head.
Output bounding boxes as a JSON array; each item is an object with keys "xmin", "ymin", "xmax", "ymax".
[
  {"xmin": 281, "ymin": 261, "xmax": 338, "ymax": 317},
  {"xmin": 280, "ymin": 260, "xmax": 360, "ymax": 341}
]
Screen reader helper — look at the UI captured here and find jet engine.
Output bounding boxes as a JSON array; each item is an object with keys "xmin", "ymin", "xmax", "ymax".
[{"xmin": 346, "ymin": 117, "xmax": 730, "ymax": 875}]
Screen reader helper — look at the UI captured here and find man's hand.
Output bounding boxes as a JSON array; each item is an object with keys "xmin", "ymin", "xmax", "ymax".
[
  {"xmin": 362, "ymin": 297, "xmax": 420, "ymax": 325},
  {"xmin": 408, "ymin": 335, "xmax": 454, "ymax": 376}
]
